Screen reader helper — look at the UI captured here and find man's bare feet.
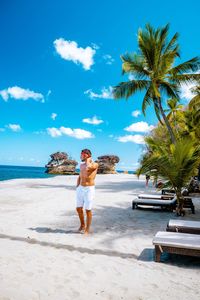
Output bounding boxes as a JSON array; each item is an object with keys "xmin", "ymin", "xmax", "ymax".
[
  {"xmin": 83, "ymin": 227, "xmax": 90, "ymax": 235},
  {"xmin": 78, "ymin": 225, "xmax": 85, "ymax": 233}
]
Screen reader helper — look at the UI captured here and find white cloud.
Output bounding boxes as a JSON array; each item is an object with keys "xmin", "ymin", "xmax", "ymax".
[
  {"xmin": 7, "ymin": 124, "xmax": 21, "ymax": 132},
  {"xmin": 82, "ymin": 116, "xmax": 103, "ymax": 125},
  {"xmin": 0, "ymin": 86, "xmax": 44, "ymax": 102},
  {"xmin": 180, "ymin": 70, "xmax": 200, "ymax": 101},
  {"xmin": 46, "ymin": 90, "xmax": 52, "ymax": 100},
  {"xmin": 117, "ymin": 134, "xmax": 145, "ymax": 144},
  {"xmin": 131, "ymin": 162, "xmax": 139, "ymax": 167},
  {"xmin": 47, "ymin": 127, "xmax": 62, "ymax": 138},
  {"xmin": 0, "ymin": 128, "xmax": 5, "ymax": 132},
  {"xmin": 180, "ymin": 83, "xmax": 196, "ymax": 101},
  {"xmin": 54, "ymin": 38, "xmax": 96, "ymax": 70},
  {"xmin": 34, "ymin": 130, "xmax": 46, "ymax": 135},
  {"xmin": 124, "ymin": 121, "xmax": 154, "ymax": 133},
  {"xmin": 47, "ymin": 126, "xmax": 94, "ymax": 139},
  {"xmin": 84, "ymin": 86, "xmax": 113, "ymax": 99},
  {"xmin": 51, "ymin": 113, "xmax": 57, "ymax": 120},
  {"xmin": 128, "ymin": 74, "xmax": 135, "ymax": 80},
  {"xmin": 132, "ymin": 110, "xmax": 141, "ymax": 117},
  {"xmin": 103, "ymin": 54, "xmax": 114, "ymax": 65},
  {"xmin": 91, "ymin": 43, "xmax": 100, "ymax": 50},
  {"xmin": 109, "ymin": 134, "xmax": 114, "ymax": 138}
]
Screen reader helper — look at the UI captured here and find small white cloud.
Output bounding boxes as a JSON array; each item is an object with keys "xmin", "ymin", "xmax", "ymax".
[
  {"xmin": 132, "ymin": 110, "xmax": 141, "ymax": 117},
  {"xmin": 132, "ymin": 162, "xmax": 139, "ymax": 167},
  {"xmin": 91, "ymin": 43, "xmax": 100, "ymax": 50},
  {"xmin": 109, "ymin": 134, "xmax": 114, "ymax": 138},
  {"xmin": 84, "ymin": 86, "xmax": 113, "ymax": 100},
  {"xmin": 47, "ymin": 126, "xmax": 94, "ymax": 139},
  {"xmin": 54, "ymin": 38, "xmax": 96, "ymax": 70},
  {"xmin": 0, "ymin": 86, "xmax": 44, "ymax": 102},
  {"xmin": 7, "ymin": 124, "xmax": 21, "ymax": 132},
  {"xmin": 47, "ymin": 90, "xmax": 51, "ymax": 97},
  {"xmin": 117, "ymin": 134, "xmax": 145, "ymax": 144},
  {"xmin": 103, "ymin": 54, "xmax": 114, "ymax": 65},
  {"xmin": 124, "ymin": 121, "xmax": 154, "ymax": 133},
  {"xmin": 180, "ymin": 83, "xmax": 195, "ymax": 101},
  {"xmin": 97, "ymin": 129, "xmax": 102, "ymax": 132},
  {"xmin": 180, "ymin": 70, "xmax": 200, "ymax": 101},
  {"xmin": 51, "ymin": 113, "xmax": 57, "ymax": 120},
  {"xmin": 0, "ymin": 128, "xmax": 5, "ymax": 132},
  {"xmin": 46, "ymin": 90, "xmax": 52, "ymax": 100},
  {"xmin": 34, "ymin": 130, "xmax": 46, "ymax": 135},
  {"xmin": 82, "ymin": 116, "xmax": 103, "ymax": 125},
  {"xmin": 128, "ymin": 74, "xmax": 135, "ymax": 81},
  {"xmin": 47, "ymin": 127, "xmax": 62, "ymax": 137},
  {"xmin": 60, "ymin": 127, "xmax": 94, "ymax": 139}
]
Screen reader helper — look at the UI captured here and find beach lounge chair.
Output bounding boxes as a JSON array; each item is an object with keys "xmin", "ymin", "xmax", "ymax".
[
  {"xmin": 132, "ymin": 197, "xmax": 177, "ymax": 211},
  {"xmin": 136, "ymin": 195, "xmax": 195, "ymax": 214},
  {"xmin": 166, "ymin": 219, "xmax": 200, "ymax": 234},
  {"xmin": 152, "ymin": 231, "xmax": 200, "ymax": 262},
  {"xmin": 161, "ymin": 188, "xmax": 175, "ymax": 195},
  {"xmin": 138, "ymin": 193, "xmax": 174, "ymax": 200}
]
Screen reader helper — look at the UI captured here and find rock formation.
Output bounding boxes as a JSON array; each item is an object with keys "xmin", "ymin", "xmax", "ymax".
[
  {"xmin": 45, "ymin": 152, "xmax": 78, "ymax": 175},
  {"xmin": 96, "ymin": 155, "xmax": 120, "ymax": 174}
]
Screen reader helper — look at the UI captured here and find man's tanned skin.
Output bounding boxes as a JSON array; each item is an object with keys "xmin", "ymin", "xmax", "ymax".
[{"xmin": 76, "ymin": 150, "xmax": 98, "ymax": 234}]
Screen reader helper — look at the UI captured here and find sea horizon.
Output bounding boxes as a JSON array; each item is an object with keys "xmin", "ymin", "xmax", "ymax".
[{"xmin": 0, "ymin": 164, "xmax": 136, "ymax": 181}]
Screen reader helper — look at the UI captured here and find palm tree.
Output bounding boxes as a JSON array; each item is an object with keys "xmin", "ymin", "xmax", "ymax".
[
  {"xmin": 137, "ymin": 138, "xmax": 200, "ymax": 215},
  {"xmin": 113, "ymin": 24, "xmax": 200, "ymax": 144},
  {"xmin": 165, "ymin": 98, "xmax": 184, "ymax": 133},
  {"xmin": 165, "ymin": 98, "xmax": 183, "ymax": 119}
]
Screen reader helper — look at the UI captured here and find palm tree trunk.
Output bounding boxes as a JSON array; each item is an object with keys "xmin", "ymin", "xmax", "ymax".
[
  {"xmin": 157, "ymin": 98, "xmax": 176, "ymax": 144},
  {"xmin": 175, "ymin": 188, "xmax": 185, "ymax": 216}
]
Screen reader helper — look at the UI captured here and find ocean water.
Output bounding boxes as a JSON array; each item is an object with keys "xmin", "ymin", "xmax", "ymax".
[
  {"xmin": 0, "ymin": 165, "xmax": 135, "ymax": 181},
  {"xmin": 0, "ymin": 165, "xmax": 55, "ymax": 181}
]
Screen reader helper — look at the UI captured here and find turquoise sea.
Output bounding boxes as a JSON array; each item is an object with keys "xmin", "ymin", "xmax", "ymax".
[
  {"xmin": 0, "ymin": 165, "xmax": 55, "ymax": 181},
  {"xmin": 0, "ymin": 165, "xmax": 135, "ymax": 181}
]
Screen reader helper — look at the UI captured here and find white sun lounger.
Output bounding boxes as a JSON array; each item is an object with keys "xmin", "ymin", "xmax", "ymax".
[
  {"xmin": 135, "ymin": 195, "xmax": 195, "ymax": 214},
  {"xmin": 138, "ymin": 193, "xmax": 174, "ymax": 200},
  {"xmin": 132, "ymin": 197, "xmax": 177, "ymax": 211},
  {"xmin": 153, "ymin": 231, "xmax": 200, "ymax": 262},
  {"xmin": 166, "ymin": 219, "xmax": 200, "ymax": 234}
]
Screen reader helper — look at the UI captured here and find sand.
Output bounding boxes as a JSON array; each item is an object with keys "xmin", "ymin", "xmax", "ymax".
[{"xmin": 0, "ymin": 174, "xmax": 199, "ymax": 300}]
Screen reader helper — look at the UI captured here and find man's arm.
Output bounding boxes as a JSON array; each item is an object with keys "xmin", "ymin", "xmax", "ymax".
[
  {"xmin": 76, "ymin": 175, "xmax": 81, "ymax": 187},
  {"xmin": 86, "ymin": 161, "xmax": 98, "ymax": 172}
]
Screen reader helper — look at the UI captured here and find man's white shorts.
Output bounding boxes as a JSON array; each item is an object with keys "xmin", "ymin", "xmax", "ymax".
[{"xmin": 76, "ymin": 185, "xmax": 95, "ymax": 210}]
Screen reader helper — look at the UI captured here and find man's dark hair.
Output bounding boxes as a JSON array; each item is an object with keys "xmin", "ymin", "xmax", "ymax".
[{"xmin": 81, "ymin": 149, "xmax": 92, "ymax": 156}]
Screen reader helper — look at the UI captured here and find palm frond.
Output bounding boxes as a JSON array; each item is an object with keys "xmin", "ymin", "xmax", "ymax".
[
  {"xmin": 120, "ymin": 53, "xmax": 150, "ymax": 78},
  {"xmin": 112, "ymin": 80, "xmax": 150, "ymax": 100},
  {"xmin": 171, "ymin": 73, "xmax": 200, "ymax": 85},
  {"xmin": 160, "ymin": 81, "xmax": 180, "ymax": 99},
  {"xmin": 169, "ymin": 57, "xmax": 200, "ymax": 75},
  {"xmin": 163, "ymin": 32, "xmax": 179, "ymax": 55},
  {"xmin": 141, "ymin": 86, "xmax": 153, "ymax": 114},
  {"xmin": 138, "ymin": 138, "xmax": 200, "ymax": 190}
]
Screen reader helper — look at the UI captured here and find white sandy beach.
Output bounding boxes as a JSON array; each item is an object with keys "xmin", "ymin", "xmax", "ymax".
[{"xmin": 0, "ymin": 174, "xmax": 200, "ymax": 300}]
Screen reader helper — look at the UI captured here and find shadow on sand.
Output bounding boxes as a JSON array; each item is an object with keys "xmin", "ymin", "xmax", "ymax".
[{"xmin": 0, "ymin": 232, "xmax": 137, "ymax": 260}]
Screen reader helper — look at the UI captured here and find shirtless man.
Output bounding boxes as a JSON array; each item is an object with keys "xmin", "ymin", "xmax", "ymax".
[{"xmin": 76, "ymin": 149, "xmax": 98, "ymax": 234}]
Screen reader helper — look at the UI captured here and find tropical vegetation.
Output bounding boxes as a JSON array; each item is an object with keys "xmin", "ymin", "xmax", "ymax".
[{"xmin": 113, "ymin": 24, "xmax": 200, "ymax": 215}]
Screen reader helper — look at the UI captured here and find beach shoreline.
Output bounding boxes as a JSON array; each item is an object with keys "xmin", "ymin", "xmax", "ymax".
[{"xmin": 0, "ymin": 174, "xmax": 199, "ymax": 300}]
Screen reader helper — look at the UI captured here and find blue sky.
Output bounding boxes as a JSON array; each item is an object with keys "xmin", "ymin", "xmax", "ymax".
[{"xmin": 0, "ymin": 0, "xmax": 199, "ymax": 170}]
